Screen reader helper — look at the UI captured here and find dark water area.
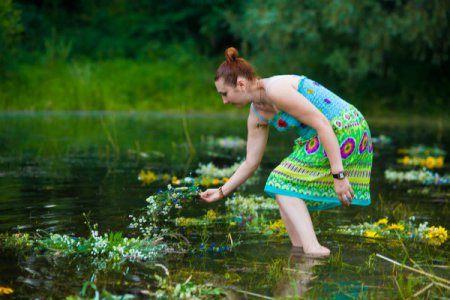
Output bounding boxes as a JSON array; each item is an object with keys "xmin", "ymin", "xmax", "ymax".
[{"xmin": 0, "ymin": 112, "xmax": 449, "ymax": 299}]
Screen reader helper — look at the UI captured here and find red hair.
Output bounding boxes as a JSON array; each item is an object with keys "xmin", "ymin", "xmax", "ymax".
[{"xmin": 215, "ymin": 47, "xmax": 258, "ymax": 86}]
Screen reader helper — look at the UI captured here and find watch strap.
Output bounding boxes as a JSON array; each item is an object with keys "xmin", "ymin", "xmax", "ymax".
[{"xmin": 332, "ymin": 171, "xmax": 346, "ymax": 179}]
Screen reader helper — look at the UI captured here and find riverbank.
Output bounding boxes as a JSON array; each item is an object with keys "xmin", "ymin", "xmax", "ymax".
[{"xmin": 0, "ymin": 58, "xmax": 447, "ymax": 118}]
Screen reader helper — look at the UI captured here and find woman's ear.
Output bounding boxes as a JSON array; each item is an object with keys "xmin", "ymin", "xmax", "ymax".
[{"xmin": 236, "ymin": 76, "xmax": 247, "ymax": 91}]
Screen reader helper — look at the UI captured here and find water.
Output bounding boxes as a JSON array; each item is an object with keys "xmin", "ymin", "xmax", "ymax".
[{"xmin": 0, "ymin": 112, "xmax": 449, "ymax": 299}]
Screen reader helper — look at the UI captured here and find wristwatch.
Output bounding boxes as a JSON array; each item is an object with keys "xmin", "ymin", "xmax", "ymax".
[{"xmin": 332, "ymin": 171, "xmax": 346, "ymax": 180}]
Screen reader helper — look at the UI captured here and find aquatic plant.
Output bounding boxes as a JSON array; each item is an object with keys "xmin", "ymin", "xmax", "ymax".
[
  {"xmin": 397, "ymin": 156, "xmax": 445, "ymax": 169},
  {"xmin": 196, "ymin": 162, "xmax": 259, "ymax": 187},
  {"xmin": 337, "ymin": 216, "xmax": 448, "ymax": 246},
  {"xmin": 137, "ymin": 170, "xmax": 229, "ymax": 187},
  {"xmin": 152, "ymin": 268, "xmax": 227, "ymax": 299},
  {"xmin": 138, "ymin": 169, "xmax": 158, "ymax": 185},
  {"xmin": 265, "ymin": 219, "xmax": 288, "ymax": 236},
  {"xmin": 398, "ymin": 145, "xmax": 447, "ymax": 157},
  {"xmin": 205, "ymin": 135, "xmax": 246, "ymax": 150},
  {"xmin": 385, "ymin": 168, "xmax": 450, "ymax": 185},
  {"xmin": 376, "ymin": 253, "xmax": 450, "ymax": 299},
  {"xmin": 67, "ymin": 280, "xmax": 134, "ymax": 300},
  {"xmin": 38, "ymin": 225, "xmax": 167, "ymax": 263},
  {"xmin": 371, "ymin": 134, "xmax": 392, "ymax": 145},
  {"xmin": 224, "ymin": 194, "xmax": 278, "ymax": 216},
  {"xmin": 0, "ymin": 232, "xmax": 34, "ymax": 253}
]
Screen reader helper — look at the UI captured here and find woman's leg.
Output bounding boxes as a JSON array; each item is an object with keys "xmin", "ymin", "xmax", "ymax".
[
  {"xmin": 278, "ymin": 206, "xmax": 303, "ymax": 248},
  {"xmin": 276, "ymin": 194, "xmax": 330, "ymax": 257}
]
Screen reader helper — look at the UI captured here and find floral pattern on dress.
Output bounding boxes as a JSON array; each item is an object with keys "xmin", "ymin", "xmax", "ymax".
[
  {"xmin": 359, "ymin": 131, "xmax": 368, "ymax": 154},
  {"xmin": 305, "ymin": 136, "xmax": 320, "ymax": 154},
  {"xmin": 340, "ymin": 137, "xmax": 356, "ymax": 159}
]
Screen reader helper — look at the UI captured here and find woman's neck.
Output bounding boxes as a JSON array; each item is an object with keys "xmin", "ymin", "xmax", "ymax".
[{"xmin": 251, "ymin": 78, "xmax": 269, "ymax": 105}]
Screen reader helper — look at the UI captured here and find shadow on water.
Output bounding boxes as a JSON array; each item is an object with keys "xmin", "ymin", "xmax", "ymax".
[{"xmin": 0, "ymin": 112, "xmax": 449, "ymax": 298}]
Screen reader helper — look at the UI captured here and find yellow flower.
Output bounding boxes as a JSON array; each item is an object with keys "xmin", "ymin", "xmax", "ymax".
[
  {"xmin": 176, "ymin": 217, "xmax": 197, "ymax": 226},
  {"xmin": 387, "ymin": 223, "xmax": 405, "ymax": 231},
  {"xmin": 364, "ymin": 231, "xmax": 379, "ymax": 238},
  {"xmin": 200, "ymin": 177, "xmax": 212, "ymax": 187},
  {"xmin": 161, "ymin": 174, "xmax": 170, "ymax": 183},
  {"xmin": 399, "ymin": 156, "xmax": 411, "ymax": 165},
  {"xmin": 376, "ymin": 218, "xmax": 388, "ymax": 225},
  {"xmin": 435, "ymin": 157, "xmax": 444, "ymax": 168},
  {"xmin": 223, "ymin": 177, "xmax": 230, "ymax": 183},
  {"xmin": 171, "ymin": 176, "xmax": 180, "ymax": 185},
  {"xmin": 212, "ymin": 178, "xmax": 220, "ymax": 185},
  {"xmin": 268, "ymin": 219, "xmax": 287, "ymax": 236},
  {"xmin": 206, "ymin": 209, "xmax": 217, "ymax": 221},
  {"xmin": 138, "ymin": 170, "xmax": 157, "ymax": 185},
  {"xmin": 425, "ymin": 157, "xmax": 436, "ymax": 169},
  {"xmin": 426, "ymin": 226, "xmax": 448, "ymax": 246},
  {"xmin": 0, "ymin": 287, "xmax": 14, "ymax": 295}
]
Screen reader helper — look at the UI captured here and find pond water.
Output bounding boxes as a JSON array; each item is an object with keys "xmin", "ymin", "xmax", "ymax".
[{"xmin": 0, "ymin": 112, "xmax": 449, "ymax": 299}]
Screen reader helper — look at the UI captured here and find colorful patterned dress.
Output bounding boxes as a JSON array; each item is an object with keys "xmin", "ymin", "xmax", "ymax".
[{"xmin": 252, "ymin": 75, "xmax": 373, "ymax": 211}]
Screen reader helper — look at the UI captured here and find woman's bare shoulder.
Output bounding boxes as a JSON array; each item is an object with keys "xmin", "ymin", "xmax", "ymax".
[{"xmin": 264, "ymin": 75, "xmax": 301, "ymax": 95}]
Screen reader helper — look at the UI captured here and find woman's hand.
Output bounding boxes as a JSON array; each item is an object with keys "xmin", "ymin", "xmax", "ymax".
[
  {"xmin": 334, "ymin": 177, "xmax": 354, "ymax": 207},
  {"xmin": 200, "ymin": 189, "xmax": 223, "ymax": 203}
]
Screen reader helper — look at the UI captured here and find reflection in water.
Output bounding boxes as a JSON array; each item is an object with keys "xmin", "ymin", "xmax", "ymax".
[{"xmin": 274, "ymin": 247, "xmax": 323, "ymax": 298}]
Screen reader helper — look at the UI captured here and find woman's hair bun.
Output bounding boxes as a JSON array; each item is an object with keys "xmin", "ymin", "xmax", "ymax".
[{"xmin": 225, "ymin": 47, "xmax": 239, "ymax": 63}]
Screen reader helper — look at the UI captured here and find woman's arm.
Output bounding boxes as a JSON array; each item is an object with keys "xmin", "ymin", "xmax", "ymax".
[
  {"xmin": 200, "ymin": 109, "xmax": 269, "ymax": 202},
  {"xmin": 266, "ymin": 80, "xmax": 354, "ymax": 206}
]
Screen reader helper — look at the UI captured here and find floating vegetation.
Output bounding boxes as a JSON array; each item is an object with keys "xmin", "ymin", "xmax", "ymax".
[
  {"xmin": 397, "ymin": 156, "xmax": 445, "ymax": 169},
  {"xmin": 205, "ymin": 135, "xmax": 246, "ymax": 150},
  {"xmin": 38, "ymin": 225, "xmax": 167, "ymax": 262},
  {"xmin": 195, "ymin": 162, "xmax": 259, "ymax": 187},
  {"xmin": 337, "ymin": 216, "xmax": 448, "ymax": 246},
  {"xmin": 152, "ymin": 267, "xmax": 227, "ymax": 299},
  {"xmin": 398, "ymin": 145, "xmax": 447, "ymax": 157},
  {"xmin": 397, "ymin": 145, "xmax": 446, "ymax": 169},
  {"xmin": 0, "ymin": 287, "xmax": 14, "ymax": 296},
  {"xmin": 385, "ymin": 169, "xmax": 450, "ymax": 185},
  {"xmin": 376, "ymin": 254, "xmax": 450, "ymax": 299},
  {"xmin": 66, "ymin": 270, "xmax": 227, "ymax": 299},
  {"xmin": 67, "ymin": 280, "xmax": 134, "ymax": 300},
  {"xmin": 371, "ymin": 134, "xmax": 392, "ymax": 146},
  {"xmin": 0, "ymin": 227, "xmax": 167, "ymax": 272},
  {"xmin": 225, "ymin": 194, "xmax": 278, "ymax": 215},
  {"xmin": 137, "ymin": 161, "xmax": 259, "ymax": 187}
]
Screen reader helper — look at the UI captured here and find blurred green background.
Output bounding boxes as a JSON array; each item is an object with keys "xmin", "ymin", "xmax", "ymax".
[{"xmin": 1, "ymin": 0, "xmax": 449, "ymax": 115}]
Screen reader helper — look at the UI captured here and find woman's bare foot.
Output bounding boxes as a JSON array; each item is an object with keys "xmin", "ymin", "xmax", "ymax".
[{"xmin": 303, "ymin": 245, "xmax": 330, "ymax": 257}]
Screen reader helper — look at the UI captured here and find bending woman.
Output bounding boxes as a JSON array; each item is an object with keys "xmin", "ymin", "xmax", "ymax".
[{"xmin": 200, "ymin": 47, "xmax": 373, "ymax": 257}]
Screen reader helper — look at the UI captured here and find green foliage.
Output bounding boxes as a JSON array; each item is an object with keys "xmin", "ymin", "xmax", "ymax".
[
  {"xmin": 226, "ymin": 0, "xmax": 450, "ymax": 114},
  {"xmin": 2, "ymin": 0, "xmax": 450, "ymax": 113},
  {"xmin": 0, "ymin": 0, "xmax": 23, "ymax": 76}
]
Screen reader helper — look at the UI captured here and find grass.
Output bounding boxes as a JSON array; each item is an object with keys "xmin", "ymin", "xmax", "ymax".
[
  {"xmin": 0, "ymin": 57, "xmax": 235, "ymax": 112},
  {"xmin": 0, "ymin": 55, "xmax": 449, "ymax": 122}
]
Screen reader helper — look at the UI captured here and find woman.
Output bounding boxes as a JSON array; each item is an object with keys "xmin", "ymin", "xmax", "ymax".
[{"xmin": 200, "ymin": 47, "xmax": 373, "ymax": 257}]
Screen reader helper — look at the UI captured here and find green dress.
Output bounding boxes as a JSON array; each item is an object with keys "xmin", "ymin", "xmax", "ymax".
[{"xmin": 252, "ymin": 75, "xmax": 373, "ymax": 211}]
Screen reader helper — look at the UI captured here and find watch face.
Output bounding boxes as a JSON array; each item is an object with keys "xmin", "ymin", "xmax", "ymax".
[{"xmin": 339, "ymin": 173, "xmax": 344, "ymax": 179}]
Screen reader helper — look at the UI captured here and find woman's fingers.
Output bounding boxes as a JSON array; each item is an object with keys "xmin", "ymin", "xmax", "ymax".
[{"xmin": 346, "ymin": 191, "xmax": 353, "ymax": 204}]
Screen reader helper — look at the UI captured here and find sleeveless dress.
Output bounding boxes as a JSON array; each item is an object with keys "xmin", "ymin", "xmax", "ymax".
[{"xmin": 252, "ymin": 75, "xmax": 373, "ymax": 211}]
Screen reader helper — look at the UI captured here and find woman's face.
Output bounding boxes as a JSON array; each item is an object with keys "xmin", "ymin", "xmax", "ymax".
[{"xmin": 214, "ymin": 77, "xmax": 248, "ymax": 107}]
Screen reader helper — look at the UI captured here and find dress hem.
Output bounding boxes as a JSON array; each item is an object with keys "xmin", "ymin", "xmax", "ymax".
[{"xmin": 264, "ymin": 186, "xmax": 371, "ymax": 206}]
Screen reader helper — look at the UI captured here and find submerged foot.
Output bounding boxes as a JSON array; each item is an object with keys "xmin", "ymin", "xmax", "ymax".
[
  {"xmin": 303, "ymin": 245, "xmax": 330, "ymax": 258},
  {"xmin": 290, "ymin": 246, "xmax": 304, "ymax": 255}
]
